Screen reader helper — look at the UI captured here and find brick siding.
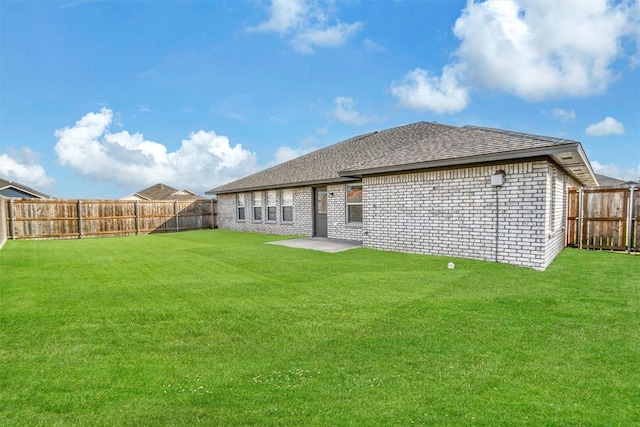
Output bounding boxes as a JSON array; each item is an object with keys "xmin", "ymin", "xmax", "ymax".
[
  {"xmin": 327, "ymin": 183, "xmax": 363, "ymax": 241},
  {"xmin": 362, "ymin": 160, "xmax": 563, "ymax": 270},
  {"xmin": 215, "ymin": 160, "xmax": 568, "ymax": 270},
  {"xmin": 216, "ymin": 187, "xmax": 313, "ymax": 236}
]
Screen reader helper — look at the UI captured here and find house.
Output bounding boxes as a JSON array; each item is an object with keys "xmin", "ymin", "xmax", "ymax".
[
  {"xmin": 121, "ymin": 183, "xmax": 204, "ymax": 201},
  {"xmin": 0, "ymin": 178, "xmax": 51, "ymax": 199},
  {"xmin": 594, "ymin": 174, "xmax": 638, "ymax": 188},
  {"xmin": 206, "ymin": 122, "xmax": 597, "ymax": 270}
]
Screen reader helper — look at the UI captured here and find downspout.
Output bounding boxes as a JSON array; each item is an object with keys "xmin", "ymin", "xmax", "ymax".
[
  {"xmin": 490, "ymin": 170, "xmax": 505, "ymax": 263},
  {"xmin": 495, "ymin": 186, "xmax": 500, "ymax": 263},
  {"xmin": 628, "ymin": 186, "xmax": 636, "ymax": 253},
  {"xmin": 577, "ymin": 188, "xmax": 584, "ymax": 249}
]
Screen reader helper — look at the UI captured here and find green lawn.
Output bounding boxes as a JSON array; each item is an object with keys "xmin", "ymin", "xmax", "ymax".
[{"xmin": 1, "ymin": 230, "xmax": 639, "ymax": 426}]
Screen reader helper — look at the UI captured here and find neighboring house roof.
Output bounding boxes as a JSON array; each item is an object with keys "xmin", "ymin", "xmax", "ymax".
[
  {"xmin": 207, "ymin": 121, "xmax": 597, "ymax": 195},
  {"xmin": 594, "ymin": 174, "xmax": 638, "ymax": 188},
  {"xmin": 0, "ymin": 178, "xmax": 51, "ymax": 199},
  {"xmin": 121, "ymin": 183, "xmax": 203, "ymax": 200}
]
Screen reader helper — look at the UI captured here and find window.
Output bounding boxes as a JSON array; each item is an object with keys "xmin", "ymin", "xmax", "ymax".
[
  {"xmin": 236, "ymin": 193, "xmax": 245, "ymax": 220},
  {"xmin": 281, "ymin": 189, "xmax": 293, "ymax": 222},
  {"xmin": 346, "ymin": 184, "xmax": 362, "ymax": 223},
  {"xmin": 267, "ymin": 190, "xmax": 277, "ymax": 221},
  {"xmin": 253, "ymin": 192, "xmax": 262, "ymax": 221}
]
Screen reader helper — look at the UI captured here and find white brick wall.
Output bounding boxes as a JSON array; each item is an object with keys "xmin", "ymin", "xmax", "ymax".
[
  {"xmin": 216, "ymin": 187, "xmax": 313, "ymax": 236},
  {"xmin": 542, "ymin": 164, "xmax": 573, "ymax": 269},
  {"xmin": 215, "ymin": 160, "xmax": 569, "ymax": 270},
  {"xmin": 362, "ymin": 161, "xmax": 563, "ymax": 270},
  {"xmin": 327, "ymin": 183, "xmax": 363, "ymax": 241}
]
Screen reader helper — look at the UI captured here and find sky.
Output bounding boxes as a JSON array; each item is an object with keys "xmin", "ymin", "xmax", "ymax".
[{"xmin": 0, "ymin": 0, "xmax": 639, "ymax": 199}]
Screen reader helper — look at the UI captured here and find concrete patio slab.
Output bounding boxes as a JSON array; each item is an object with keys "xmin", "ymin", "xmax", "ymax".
[{"xmin": 266, "ymin": 237, "xmax": 362, "ymax": 253}]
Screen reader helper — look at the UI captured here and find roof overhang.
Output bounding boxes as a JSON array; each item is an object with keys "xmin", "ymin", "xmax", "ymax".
[
  {"xmin": 339, "ymin": 143, "xmax": 598, "ymax": 187},
  {"xmin": 206, "ymin": 176, "xmax": 361, "ymax": 195}
]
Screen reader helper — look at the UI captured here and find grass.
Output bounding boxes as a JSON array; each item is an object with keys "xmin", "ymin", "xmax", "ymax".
[{"xmin": 1, "ymin": 230, "xmax": 639, "ymax": 426}]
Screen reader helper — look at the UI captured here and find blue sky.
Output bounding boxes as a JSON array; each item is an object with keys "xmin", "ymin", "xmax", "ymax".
[{"xmin": 1, "ymin": 0, "xmax": 638, "ymax": 199}]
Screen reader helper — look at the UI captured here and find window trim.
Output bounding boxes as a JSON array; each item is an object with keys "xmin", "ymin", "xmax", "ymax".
[
  {"xmin": 236, "ymin": 193, "xmax": 245, "ymax": 221},
  {"xmin": 346, "ymin": 184, "xmax": 363, "ymax": 224},
  {"xmin": 266, "ymin": 190, "xmax": 277, "ymax": 222},
  {"xmin": 252, "ymin": 191, "xmax": 263, "ymax": 221},
  {"xmin": 281, "ymin": 189, "xmax": 293, "ymax": 222}
]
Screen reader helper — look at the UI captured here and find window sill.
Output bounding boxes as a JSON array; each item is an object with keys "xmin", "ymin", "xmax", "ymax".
[{"xmin": 346, "ymin": 223, "xmax": 362, "ymax": 228}]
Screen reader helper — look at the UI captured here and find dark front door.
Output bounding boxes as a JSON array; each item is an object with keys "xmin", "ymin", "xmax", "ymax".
[{"xmin": 314, "ymin": 188, "xmax": 327, "ymax": 237}]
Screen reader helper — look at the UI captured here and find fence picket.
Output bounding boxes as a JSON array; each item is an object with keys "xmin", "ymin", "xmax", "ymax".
[
  {"xmin": 567, "ymin": 187, "xmax": 638, "ymax": 252},
  {"xmin": 2, "ymin": 199, "xmax": 217, "ymax": 240}
]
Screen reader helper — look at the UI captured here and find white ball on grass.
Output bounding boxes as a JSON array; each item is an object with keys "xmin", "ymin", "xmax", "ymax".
[{"xmin": 447, "ymin": 262, "xmax": 455, "ymax": 270}]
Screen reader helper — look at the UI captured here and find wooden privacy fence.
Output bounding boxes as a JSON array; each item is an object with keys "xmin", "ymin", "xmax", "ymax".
[
  {"xmin": 4, "ymin": 198, "xmax": 217, "ymax": 240},
  {"xmin": 566, "ymin": 187, "xmax": 639, "ymax": 251}
]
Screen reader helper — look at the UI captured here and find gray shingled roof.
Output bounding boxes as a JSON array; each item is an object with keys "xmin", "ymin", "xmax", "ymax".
[
  {"xmin": 594, "ymin": 174, "xmax": 638, "ymax": 188},
  {"xmin": 208, "ymin": 122, "xmax": 456, "ymax": 194},
  {"xmin": 0, "ymin": 178, "xmax": 52, "ymax": 198},
  {"xmin": 342, "ymin": 125, "xmax": 579, "ymax": 174},
  {"xmin": 208, "ymin": 121, "xmax": 597, "ymax": 194}
]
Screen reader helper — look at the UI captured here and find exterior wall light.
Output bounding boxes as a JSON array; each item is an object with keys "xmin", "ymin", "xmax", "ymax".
[{"xmin": 491, "ymin": 170, "xmax": 505, "ymax": 187}]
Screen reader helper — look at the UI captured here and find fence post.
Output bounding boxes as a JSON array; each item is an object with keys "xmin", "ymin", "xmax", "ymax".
[
  {"xmin": 135, "ymin": 200, "xmax": 140, "ymax": 235},
  {"xmin": 628, "ymin": 186, "xmax": 636, "ymax": 253},
  {"xmin": 175, "ymin": 201, "xmax": 179, "ymax": 232},
  {"xmin": 9, "ymin": 198, "xmax": 15, "ymax": 240},
  {"xmin": 77, "ymin": 200, "xmax": 83, "ymax": 239}
]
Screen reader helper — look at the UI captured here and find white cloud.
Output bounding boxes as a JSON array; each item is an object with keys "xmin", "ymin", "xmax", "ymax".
[
  {"xmin": 250, "ymin": 0, "xmax": 307, "ymax": 33},
  {"xmin": 363, "ymin": 38, "xmax": 385, "ymax": 52},
  {"xmin": 53, "ymin": 108, "xmax": 258, "ymax": 193},
  {"xmin": 270, "ymin": 146, "xmax": 313, "ymax": 166},
  {"xmin": 0, "ymin": 150, "xmax": 55, "ymax": 189},
  {"xmin": 250, "ymin": 0, "xmax": 362, "ymax": 53},
  {"xmin": 551, "ymin": 108, "xmax": 576, "ymax": 121},
  {"xmin": 591, "ymin": 160, "xmax": 640, "ymax": 181},
  {"xmin": 586, "ymin": 117, "xmax": 626, "ymax": 136},
  {"xmin": 290, "ymin": 22, "xmax": 363, "ymax": 53},
  {"xmin": 452, "ymin": 0, "xmax": 638, "ymax": 100},
  {"xmin": 333, "ymin": 97, "xmax": 377, "ymax": 125},
  {"xmin": 392, "ymin": 0, "xmax": 638, "ymax": 112},
  {"xmin": 391, "ymin": 66, "xmax": 469, "ymax": 114},
  {"xmin": 139, "ymin": 104, "xmax": 151, "ymax": 113},
  {"xmin": 226, "ymin": 112, "xmax": 245, "ymax": 120}
]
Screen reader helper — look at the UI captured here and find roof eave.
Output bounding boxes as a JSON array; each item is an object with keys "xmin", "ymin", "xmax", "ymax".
[
  {"xmin": 206, "ymin": 176, "xmax": 361, "ymax": 195},
  {"xmin": 339, "ymin": 143, "xmax": 598, "ymax": 186},
  {"xmin": 562, "ymin": 143, "xmax": 598, "ymax": 187}
]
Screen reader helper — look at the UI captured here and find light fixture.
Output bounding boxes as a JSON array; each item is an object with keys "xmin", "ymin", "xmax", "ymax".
[{"xmin": 490, "ymin": 170, "xmax": 505, "ymax": 187}]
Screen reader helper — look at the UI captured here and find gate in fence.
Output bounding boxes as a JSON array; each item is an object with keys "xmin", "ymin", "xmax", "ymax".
[{"xmin": 566, "ymin": 187, "xmax": 638, "ymax": 252}]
